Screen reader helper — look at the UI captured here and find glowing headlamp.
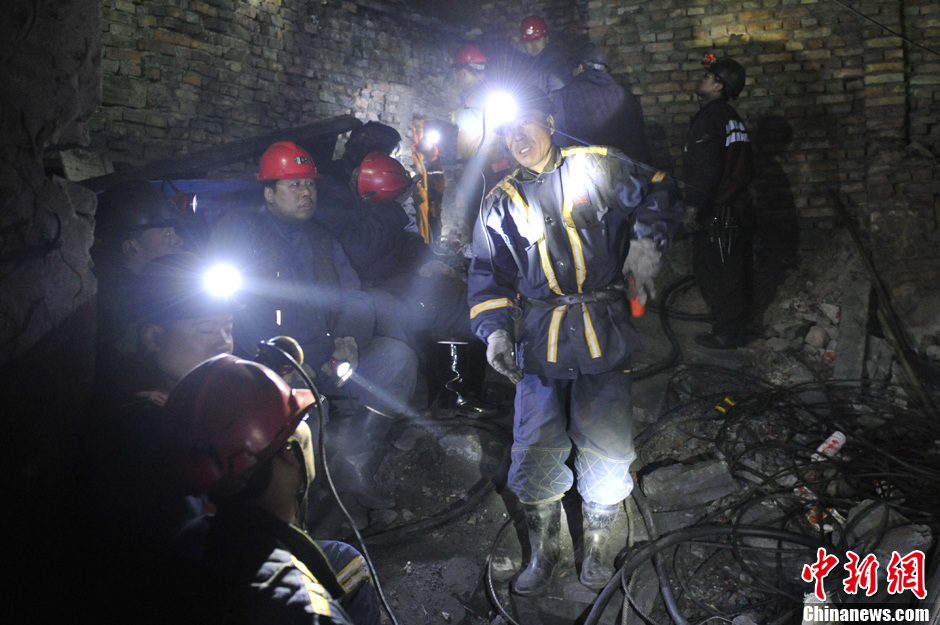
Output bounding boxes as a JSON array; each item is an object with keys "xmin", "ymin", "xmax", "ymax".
[
  {"xmin": 424, "ymin": 129, "xmax": 441, "ymax": 147},
  {"xmin": 484, "ymin": 91, "xmax": 519, "ymax": 129},
  {"xmin": 203, "ymin": 263, "xmax": 242, "ymax": 298}
]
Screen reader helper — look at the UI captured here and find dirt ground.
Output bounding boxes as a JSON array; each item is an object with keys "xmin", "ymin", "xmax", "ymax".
[{"xmin": 305, "ymin": 241, "xmax": 940, "ymax": 625}]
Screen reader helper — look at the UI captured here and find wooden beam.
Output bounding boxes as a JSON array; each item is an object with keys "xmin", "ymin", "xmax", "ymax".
[{"xmin": 82, "ymin": 115, "xmax": 362, "ymax": 191}]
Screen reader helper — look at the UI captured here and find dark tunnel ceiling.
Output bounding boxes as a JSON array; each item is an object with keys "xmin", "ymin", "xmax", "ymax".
[{"xmin": 400, "ymin": 0, "xmax": 485, "ymax": 24}]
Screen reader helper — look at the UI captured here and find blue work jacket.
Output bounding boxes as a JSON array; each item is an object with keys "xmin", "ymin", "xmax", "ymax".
[
  {"xmin": 208, "ymin": 206, "xmax": 375, "ymax": 368},
  {"xmin": 468, "ymin": 146, "xmax": 683, "ymax": 378}
]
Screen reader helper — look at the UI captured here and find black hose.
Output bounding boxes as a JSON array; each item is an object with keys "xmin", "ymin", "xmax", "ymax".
[
  {"xmin": 354, "ymin": 478, "xmax": 496, "ymax": 545},
  {"xmin": 486, "ymin": 516, "xmax": 524, "ymax": 625},
  {"xmin": 584, "ymin": 526, "xmax": 829, "ymax": 625},
  {"xmin": 632, "ymin": 486, "xmax": 691, "ymax": 625}
]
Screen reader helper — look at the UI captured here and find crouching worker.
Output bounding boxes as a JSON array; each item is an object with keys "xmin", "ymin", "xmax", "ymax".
[{"xmin": 163, "ymin": 354, "xmax": 381, "ymax": 625}]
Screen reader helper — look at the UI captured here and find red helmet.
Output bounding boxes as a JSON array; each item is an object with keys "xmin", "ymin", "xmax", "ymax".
[
  {"xmin": 520, "ymin": 16, "xmax": 548, "ymax": 42},
  {"xmin": 162, "ymin": 354, "xmax": 317, "ymax": 498},
  {"xmin": 453, "ymin": 44, "xmax": 487, "ymax": 69},
  {"xmin": 357, "ymin": 151, "xmax": 412, "ymax": 203},
  {"xmin": 257, "ymin": 141, "xmax": 320, "ymax": 181}
]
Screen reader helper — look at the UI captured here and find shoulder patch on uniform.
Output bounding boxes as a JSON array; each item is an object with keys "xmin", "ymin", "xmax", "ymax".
[
  {"xmin": 724, "ymin": 120, "xmax": 750, "ymax": 146},
  {"xmin": 652, "ymin": 171, "xmax": 665, "ymax": 183}
]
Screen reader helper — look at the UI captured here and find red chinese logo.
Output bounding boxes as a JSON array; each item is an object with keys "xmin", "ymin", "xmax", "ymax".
[
  {"xmin": 804, "ymin": 549, "xmax": 927, "ymax": 600},
  {"xmin": 802, "ymin": 548, "xmax": 839, "ymax": 600},
  {"xmin": 843, "ymin": 551, "xmax": 879, "ymax": 596},
  {"xmin": 886, "ymin": 550, "xmax": 926, "ymax": 599}
]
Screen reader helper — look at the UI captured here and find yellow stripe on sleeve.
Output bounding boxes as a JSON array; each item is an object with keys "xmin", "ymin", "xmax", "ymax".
[
  {"xmin": 470, "ymin": 297, "xmax": 513, "ymax": 319},
  {"xmin": 335, "ymin": 556, "xmax": 371, "ymax": 591}
]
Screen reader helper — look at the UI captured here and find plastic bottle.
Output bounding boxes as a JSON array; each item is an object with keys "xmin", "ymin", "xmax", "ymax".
[{"xmin": 811, "ymin": 431, "xmax": 846, "ymax": 462}]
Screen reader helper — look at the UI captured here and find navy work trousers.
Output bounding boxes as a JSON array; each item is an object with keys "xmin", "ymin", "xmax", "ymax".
[{"xmin": 509, "ymin": 370, "xmax": 636, "ymax": 506}]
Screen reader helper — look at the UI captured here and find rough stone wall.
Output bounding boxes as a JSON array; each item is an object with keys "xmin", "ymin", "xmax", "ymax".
[
  {"xmin": 1, "ymin": 2, "xmax": 99, "ymax": 392},
  {"xmin": 476, "ymin": 0, "xmax": 940, "ymax": 289},
  {"xmin": 94, "ymin": 0, "xmax": 463, "ymax": 170},
  {"xmin": 1, "ymin": 0, "xmax": 100, "ymax": 585}
]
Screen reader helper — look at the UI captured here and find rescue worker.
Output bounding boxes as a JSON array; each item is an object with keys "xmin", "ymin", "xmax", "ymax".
[
  {"xmin": 684, "ymin": 57, "xmax": 755, "ymax": 349},
  {"xmin": 91, "ymin": 252, "xmax": 237, "ymax": 416},
  {"xmin": 207, "ymin": 141, "xmax": 418, "ymax": 510},
  {"xmin": 441, "ymin": 44, "xmax": 512, "ymax": 247},
  {"xmin": 92, "ymin": 181, "xmax": 184, "ymax": 359},
  {"xmin": 354, "ymin": 153, "xmax": 492, "ymax": 413},
  {"xmin": 76, "ymin": 252, "xmax": 239, "ymax": 622},
  {"xmin": 551, "ymin": 43, "xmax": 651, "ymax": 164},
  {"xmin": 317, "ymin": 121, "xmax": 426, "ymax": 257},
  {"xmin": 467, "ymin": 86, "xmax": 683, "ymax": 594},
  {"xmin": 316, "ymin": 146, "xmax": 472, "ymax": 342},
  {"xmin": 411, "ymin": 117, "xmax": 446, "ymax": 244},
  {"xmin": 497, "ymin": 16, "xmax": 570, "ymax": 96},
  {"xmin": 333, "ymin": 150, "xmax": 490, "ymax": 412},
  {"xmin": 164, "ymin": 354, "xmax": 381, "ymax": 625},
  {"xmin": 316, "ymin": 147, "xmax": 425, "ymax": 292}
]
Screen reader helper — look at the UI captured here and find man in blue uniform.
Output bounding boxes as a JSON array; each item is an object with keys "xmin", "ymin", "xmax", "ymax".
[
  {"xmin": 684, "ymin": 57, "xmax": 755, "ymax": 349},
  {"xmin": 467, "ymin": 86, "xmax": 683, "ymax": 593},
  {"xmin": 208, "ymin": 141, "xmax": 418, "ymax": 509}
]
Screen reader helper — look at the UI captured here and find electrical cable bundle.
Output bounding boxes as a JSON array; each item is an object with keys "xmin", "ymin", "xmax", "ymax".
[{"xmin": 582, "ymin": 367, "xmax": 940, "ymax": 625}]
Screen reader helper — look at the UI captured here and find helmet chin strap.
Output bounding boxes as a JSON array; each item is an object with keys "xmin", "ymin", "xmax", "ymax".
[{"xmin": 288, "ymin": 420, "xmax": 316, "ymax": 526}]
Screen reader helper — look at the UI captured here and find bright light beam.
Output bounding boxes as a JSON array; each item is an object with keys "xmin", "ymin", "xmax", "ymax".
[
  {"xmin": 484, "ymin": 91, "xmax": 518, "ymax": 129},
  {"xmin": 204, "ymin": 263, "xmax": 242, "ymax": 298},
  {"xmin": 334, "ymin": 360, "xmax": 353, "ymax": 382}
]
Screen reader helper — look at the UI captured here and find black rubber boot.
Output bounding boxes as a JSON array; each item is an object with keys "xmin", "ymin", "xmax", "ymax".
[
  {"xmin": 580, "ymin": 501, "xmax": 621, "ymax": 590},
  {"xmin": 512, "ymin": 501, "xmax": 562, "ymax": 596}
]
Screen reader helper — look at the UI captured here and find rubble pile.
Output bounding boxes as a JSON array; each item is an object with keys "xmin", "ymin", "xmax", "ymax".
[{"xmin": 626, "ymin": 366, "xmax": 940, "ymax": 625}]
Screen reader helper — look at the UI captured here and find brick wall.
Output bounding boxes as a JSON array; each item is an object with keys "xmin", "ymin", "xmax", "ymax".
[
  {"xmin": 93, "ymin": 0, "xmax": 940, "ymax": 288},
  {"xmin": 93, "ymin": 0, "xmax": 464, "ymax": 170},
  {"xmin": 478, "ymin": 0, "xmax": 940, "ymax": 288}
]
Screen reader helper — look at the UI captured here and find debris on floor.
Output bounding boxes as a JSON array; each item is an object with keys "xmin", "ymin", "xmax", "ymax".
[{"xmin": 304, "ymin": 242, "xmax": 939, "ymax": 625}]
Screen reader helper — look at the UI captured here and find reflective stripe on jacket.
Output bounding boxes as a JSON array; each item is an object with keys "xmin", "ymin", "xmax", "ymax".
[{"xmin": 468, "ymin": 146, "xmax": 683, "ymax": 378}]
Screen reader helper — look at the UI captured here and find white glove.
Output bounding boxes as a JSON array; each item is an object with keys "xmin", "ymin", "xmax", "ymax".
[
  {"xmin": 321, "ymin": 336, "xmax": 359, "ymax": 386},
  {"xmin": 622, "ymin": 238, "xmax": 662, "ymax": 306},
  {"xmin": 486, "ymin": 329, "xmax": 523, "ymax": 384}
]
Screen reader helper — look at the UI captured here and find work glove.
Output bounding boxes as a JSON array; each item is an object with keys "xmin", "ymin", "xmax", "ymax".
[
  {"xmin": 486, "ymin": 329, "xmax": 523, "ymax": 385},
  {"xmin": 622, "ymin": 238, "xmax": 662, "ymax": 306},
  {"xmin": 321, "ymin": 336, "xmax": 359, "ymax": 387}
]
